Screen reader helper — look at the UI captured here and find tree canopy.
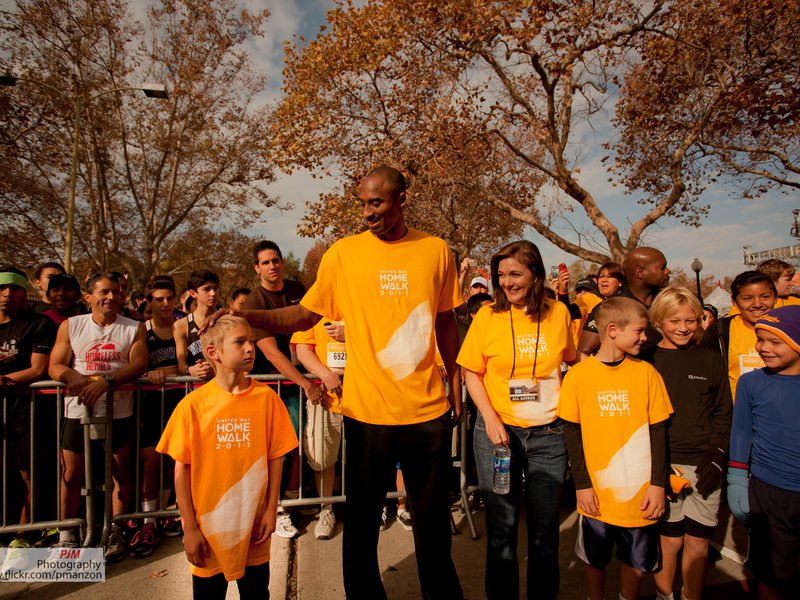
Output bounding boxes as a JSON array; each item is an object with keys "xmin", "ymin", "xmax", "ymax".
[{"xmin": 274, "ymin": 0, "xmax": 799, "ymax": 263}]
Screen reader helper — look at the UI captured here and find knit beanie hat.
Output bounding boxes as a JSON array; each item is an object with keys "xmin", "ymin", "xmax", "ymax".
[{"xmin": 755, "ymin": 305, "xmax": 800, "ymax": 354}]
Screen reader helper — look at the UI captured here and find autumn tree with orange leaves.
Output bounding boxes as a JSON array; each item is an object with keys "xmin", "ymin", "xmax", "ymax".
[{"xmin": 274, "ymin": 0, "xmax": 798, "ymax": 263}]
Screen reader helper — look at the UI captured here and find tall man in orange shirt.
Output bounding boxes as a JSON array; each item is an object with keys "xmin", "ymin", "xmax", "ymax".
[{"xmin": 213, "ymin": 166, "xmax": 464, "ymax": 599}]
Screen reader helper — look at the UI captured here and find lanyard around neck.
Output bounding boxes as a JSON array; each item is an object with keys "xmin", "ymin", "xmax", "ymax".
[{"xmin": 509, "ymin": 307, "xmax": 540, "ymax": 381}]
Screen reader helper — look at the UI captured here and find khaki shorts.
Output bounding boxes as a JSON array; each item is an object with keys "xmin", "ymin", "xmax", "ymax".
[
  {"xmin": 663, "ymin": 462, "xmax": 721, "ymax": 528},
  {"xmin": 303, "ymin": 401, "xmax": 343, "ymax": 471}
]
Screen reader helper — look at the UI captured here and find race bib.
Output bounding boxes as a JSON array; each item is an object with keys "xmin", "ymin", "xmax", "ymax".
[
  {"xmin": 327, "ymin": 342, "xmax": 347, "ymax": 368},
  {"xmin": 739, "ymin": 353, "xmax": 764, "ymax": 377},
  {"xmin": 509, "ymin": 378, "xmax": 539, "ymax": 402}
]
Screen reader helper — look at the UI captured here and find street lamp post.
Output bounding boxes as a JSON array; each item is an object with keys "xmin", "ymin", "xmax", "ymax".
[
  {"xmin": 1, "ymin": 75, "xmax": 168, "ymax": 273},
  {"xmin": 691, "ymin": 257, "xmax": 703, "ymax": 304}
]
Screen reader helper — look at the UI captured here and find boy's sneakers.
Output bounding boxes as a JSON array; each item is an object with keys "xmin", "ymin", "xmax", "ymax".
[
  {"xmin": 397, "ymin": 509, "xmax": 413, "ymax": 531},
  {"xmin": 160, "ymin": 507, "xmax": 183, "ymax": 537},
  {"xmin": 104, "ymin": 529, "xmax": 128, "ymax": 563},
  {"xmin": 36, "ymin": 528, "xmax": 60, "ymax": 547},
  {"xmin": 314, "ymin": 509, "xmax": 336, "ymax": 540},
  {"xmin": 275, "ymin": 510, "xmax": 299, "ymax": 539},
  {"xmin": 9, "ymin": 537, "xmax": 30, "ymax": 548},
  {"xmin": 129, "ymin": 522, "xmax": 161, "ymax": 558},
  {"xmin": 379, "ymin": 506, "xmax": 389, "ymax": 531}
]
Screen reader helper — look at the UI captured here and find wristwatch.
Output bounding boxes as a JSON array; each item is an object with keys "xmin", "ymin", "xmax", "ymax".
[{"xmin": 102, "ymin": 375, "xmax": 115, "ymax": 387}]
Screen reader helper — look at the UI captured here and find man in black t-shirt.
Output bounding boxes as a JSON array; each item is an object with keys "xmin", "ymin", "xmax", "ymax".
[
  {"xmin": 0, "ymin": 266, "xmax": 57, "ymax": 532},
  {"xmin": 578, "ymin": 247, "xmax": 670, "ymax": 359},
  {"xmin": 241, "ymin": 240, "xmax": 324, "ymax": 539}
]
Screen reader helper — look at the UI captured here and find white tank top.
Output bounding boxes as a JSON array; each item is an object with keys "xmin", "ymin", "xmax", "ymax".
[{"xmin": 65, "ymin": 313, "xmax": 139, "ymax": 419}]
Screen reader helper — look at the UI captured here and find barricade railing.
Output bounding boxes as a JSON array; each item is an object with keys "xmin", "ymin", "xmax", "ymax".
[{"xmin": 2, "ymin": 375, "xmax": 479, "ymax": 547}]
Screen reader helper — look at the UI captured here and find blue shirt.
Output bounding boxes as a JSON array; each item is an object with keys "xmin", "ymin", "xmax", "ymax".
[{"xmin": 730, "ymin": 368, "xmax": 800, "ymax": 492}]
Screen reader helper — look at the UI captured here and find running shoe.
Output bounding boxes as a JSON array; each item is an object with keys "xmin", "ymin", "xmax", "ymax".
[
  {"xmin": 9, "ymin": 537, "xmax": 30, "ymax": 548},
  {"xmin": 314, "ymin": 509, "xmax": 336, "ymax": 540},
  {"xmin": 104, "ymin": 529, "xmax": 128, "ymax": 563},
  {"xmin": 51, "ymin": 540, "xmax": 79, "ymax": 549},
  {"xmin": 274, "ymin": 510, "xmax": 299, "ymax": 539},
  {"xmin": 130, "ymin": 522, "xmax": 161, "ymax": 558},
  {"xmin": 160, "ymin": 508, "xmax": 183, "ymax": 537},
  {"xmin": 397, "ymin": 509, "xmax": 413, "ymax": 531},
  {"xmin": 36, "ymin": 528, "xmax": 60, "ymax": 547}
]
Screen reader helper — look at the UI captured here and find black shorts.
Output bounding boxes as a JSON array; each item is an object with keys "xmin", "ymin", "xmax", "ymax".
[
  {"xmin": 747, "ymin": 476, "xmax": 800, "ymax": 592},
  {"xmin": 659, "ymin": 517, "xmax": 716, "ymax": 540},
  {"xmin": 7, "ymin": 395, "xmax": 31, "ymax": 469},
  {"xmin": 138, "ymin": 388, "xmax": 183, "ymax": 448},
  {"xmin": 575, "ymin": 515, "xmax": 660, "ymax": 573},
  {"xmin": 61, "ymin": 417, "xmax": 134, "ymax": 453}
]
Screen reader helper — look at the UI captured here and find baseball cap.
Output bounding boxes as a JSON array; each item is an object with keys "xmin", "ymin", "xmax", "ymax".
[
  {"xmin": 48, "ymin": 273, "xmax": 81, "ymax": 294},
  {"xmin": 470, "ymin": 276, "xmax": 489, "ymax": 289},
  {"xmin": 575, "ymin": 277, "xmax": 597, "ymax": 293}
]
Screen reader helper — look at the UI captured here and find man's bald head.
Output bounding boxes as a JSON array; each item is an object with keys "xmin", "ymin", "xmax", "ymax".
[
  {"xmin": 363, "ymin": 166, "xmax": 407, "ymax": 196},
  {"xmin": 623, "ymin": 247, "xmax": 670, "ymax": 292}
]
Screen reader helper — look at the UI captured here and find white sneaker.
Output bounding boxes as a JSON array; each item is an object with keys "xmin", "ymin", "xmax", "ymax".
[
  {"xmin": 314, "ymin": 509, "xmax": 336, "ymax": 540},
  {"xmin": 275, "ymin": 510, "xmax": 299, "ymax": 539},
  {"xmin": 379, "ymin": 506, "xmax": 388, "ymax": 531}
]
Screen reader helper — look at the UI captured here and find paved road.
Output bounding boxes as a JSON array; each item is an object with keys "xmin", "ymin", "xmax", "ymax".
[{"xmin": 0, "ymin": 503, "xmax": 753, "ymax": 599}]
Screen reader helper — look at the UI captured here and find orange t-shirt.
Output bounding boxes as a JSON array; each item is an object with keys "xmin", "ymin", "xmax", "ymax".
[
  {"xmin": 558, "ymin": 357, "xmax": 673, "ymax": 527},
  {"xmin": 157, "ymin": 379, "xmax": 298, "ymax": 580}
]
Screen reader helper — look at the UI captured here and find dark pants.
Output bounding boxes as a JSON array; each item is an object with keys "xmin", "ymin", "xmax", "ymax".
[
  {"xmin": 342, "ymin": 413, "xmax": 463, "ymax": 600},
  {"xmin": 192, "ymin": 562, "xmax": 270, "ymax": 600}
]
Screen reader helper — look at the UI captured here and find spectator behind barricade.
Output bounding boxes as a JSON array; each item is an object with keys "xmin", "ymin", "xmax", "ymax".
[
  {"xmin": 42, "ymin": 274, "xmax": 81, "ymax": 326},
  {"xmin": 0, "ymin": 266, "xmax": 57, "ymax": 545},
  {"xmin": 727, "ymin": 306, "xmax": 800, "ymax": 599},
  {"xmin": 649, "ymin": 288, "xmax": 732, "ymax": 600},
  {"xmin": 579, "ymin": 249, "xmax": 669, "ymax": 360},
  {"xmin": 157, "ymin": 315, "xmax": 298, "ymax": 597},
  {"xmin": 215, "ymin": 166, "xmax": 465, "ymax": 599},
  {"xmin": 699, "ymin": 271, "xmax": 777, "ymax": 401},
  {"xmin": 129, "ymin": 276, "xmax": 182, "ymax": 558},
  {"xmin": 229, "ymin": 287, "xmax": 251, "ymax": 311},
  {"xmin": 242, "ymin": 240, "xmax": 326, "ymax": 540},
  {"xmin": 175, "ymin": 270, "xmax": 220, "ymax": 382},
  {"xmin": 558, "ymin": 297, "xmax": 672, "ymax": 600},
  {"xmin": 48, "ymin": 272, "xmax": 147, "ymax": 560},
  {"xmin": 110, "ymin": 271, "xmax": 142, "ymax": 321},
  {"xmin": 31, "ymin": 262, "xmax": 66, "ymax": 314},
  {"xmin": 291, "ymin": 318, "xmax": 345, "ymax": 540},
  {"xmin": 457, "ymin": 240, "xmax": 577, "ymax": 600}
]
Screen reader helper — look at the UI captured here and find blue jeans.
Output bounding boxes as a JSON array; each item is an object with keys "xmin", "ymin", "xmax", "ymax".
[{"xmin": 474, "ymin": 413, "xmax": 568, "ymax": 600}]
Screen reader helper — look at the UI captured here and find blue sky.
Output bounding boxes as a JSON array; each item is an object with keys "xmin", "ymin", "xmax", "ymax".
[{"xmin": 243, "ymin": 1, "xmax": 799, "ymax": 280}]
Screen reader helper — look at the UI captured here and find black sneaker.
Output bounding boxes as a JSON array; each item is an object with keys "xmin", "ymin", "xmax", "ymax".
[
  {"xmin": 105, "ymin": 530, "xmax": 128, "ymax": 563},
  {"xmin": 130, "ymin": 522, "xmax": 161, "ymax": 558},
  {"xmin": 160, "ymin": 516, "xmax": 183, "ymax": 537}
]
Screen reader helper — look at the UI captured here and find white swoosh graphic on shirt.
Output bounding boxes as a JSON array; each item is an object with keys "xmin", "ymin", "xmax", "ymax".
[
  {"xmin": 198, "ymin": 456, "xmax": 267, "ymax": 550},
  {"xmin": 593, "ymin": 423, "xmax": 651, "ymax": 503},
  {"xmin": 375, "ymin": 301, "xmax": 432, "ymax": 380}
]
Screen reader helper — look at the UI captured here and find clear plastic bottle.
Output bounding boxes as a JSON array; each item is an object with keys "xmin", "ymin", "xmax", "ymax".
[{"xmin": 492, "ymin": 443, "xmax": 511, "ymax": 494}]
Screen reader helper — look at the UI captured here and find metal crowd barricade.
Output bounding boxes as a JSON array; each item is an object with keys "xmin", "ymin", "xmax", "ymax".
[
  {"xmin": 1, "ymin": 376, "xmax": 480, "ymax": 545},
  {"xmin": 0, "ymin": 381, "xmax": 85, "ymax": 541}
]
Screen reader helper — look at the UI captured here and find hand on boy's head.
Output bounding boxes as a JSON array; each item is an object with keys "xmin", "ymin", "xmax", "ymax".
[
  {"xmin": 640, "ymin": 485, "xmax": 665, "ymax": 520},
  {"xmin": 576, "ymin": 488, "xmax": 600, "ymax": 517},
  {"xmin": 199, "ymin": 307, "xmax": 234, "ymax": 334}
]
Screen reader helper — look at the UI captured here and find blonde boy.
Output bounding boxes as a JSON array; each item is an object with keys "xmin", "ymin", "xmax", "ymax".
[
  {"xmin": 558, "ymin": 297, "xmax": 673, "ymax": 600},
  {"xmin": 157, "ymin": 315, "xmax": 297, "ymax": 598}
]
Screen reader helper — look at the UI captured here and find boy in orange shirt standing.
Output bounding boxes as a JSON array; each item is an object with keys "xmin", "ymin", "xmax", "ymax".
[
  {"xmin": 558, "ymin": 297, "xmax": 673, "ymax": 600},
  {"xmin": 157, "ymin": 315, "xmax": 297, "ymax": 598}
]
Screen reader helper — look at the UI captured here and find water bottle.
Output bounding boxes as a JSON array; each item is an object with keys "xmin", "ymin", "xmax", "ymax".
[{"xmin": 492, "ymin": 444, "xmax": 511, "ymax": 494}]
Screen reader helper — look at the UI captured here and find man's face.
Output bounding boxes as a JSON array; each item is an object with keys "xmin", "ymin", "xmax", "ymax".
[
  {"xmin": 0, "ymin": 284, "xmax": 28, "ymax": 316},
  {"xmin": 47, "ymin": 284, "xmax": 80, "ymax": 312},
  {"xmin": 358, "ymin": 175, "xmax": 405, "ymax": 240},
  {"xmin": 85, "ymin": 278, "xmax": 121, "ymax": 318},
  {"xmin": 35, "ymin": 267, "xmax": 64, "ymax": 297},
  {"xmin": 469, "ymin": 283, "xmax": 488, "ymax": 297},
  {"xmin": 254, "ymin": 249, "xmax": 284, "ymax": 287},
  {"xmin": 149, "ymin": 288, "xmax": 175, "ymax": 321},
  {"xmin": 640, "ymin": 253, "xmax": 670, "ymax": 288}
]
